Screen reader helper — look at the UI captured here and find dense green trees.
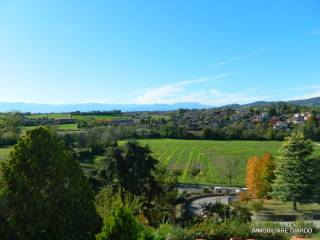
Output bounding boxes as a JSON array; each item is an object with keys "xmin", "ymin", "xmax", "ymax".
[
  {"xmin": 0, "ymin": 127, "xmax": 100, "ymax": 240},
  {"xmin": 272, "ymin": 133, "xmax": 320, "ymax": 210},
  {"xmin": 96, "ymin": 141, "xmax": 179, "ymax": 225},
  {"xmin": 98, "ymin": 141, "xmax": 158, "ymax": 198},
  {"xmin": 1, "ymin": 112, "xmax": 22, "ymax": 134},
  {"xmin": 0, "ymin": 112, "xmax": 22, "ymax": 147}
]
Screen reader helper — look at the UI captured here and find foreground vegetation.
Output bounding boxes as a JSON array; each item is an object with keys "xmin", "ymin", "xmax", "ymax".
[
  {"xmin": 0, "ymin": 127, "xmax": 319, "ymax": 239},
  {"xmin": 0, "ymin": 147, "xmax": 11, "ymax": 162}
]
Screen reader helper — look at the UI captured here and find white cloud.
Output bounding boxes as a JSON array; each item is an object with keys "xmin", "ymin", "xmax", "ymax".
[
  {"xmin": 133, "ymin": 74, "xmax": 229, "ymax": 104},
  {"xmin": 132, "ymin": 73, "xmax": 265, "ymax": 106},
  {"xmin": 288, "ymin": 85, "xmax": 320, "ymax": 100},
  {"xmin": 211, "ymin": 48, "xmax": 267, "ymax": 68},
  {"xmin": 207, "ymin": 89, "xmax": 264, "ymax": 105}
]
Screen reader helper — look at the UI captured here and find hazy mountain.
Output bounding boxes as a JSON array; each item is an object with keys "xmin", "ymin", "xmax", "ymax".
[
  {"xmin": 240, "ymin": 97, "xmax": 320, "ymax": 108},
  {"xmin": 1, "ymin": 96, "xmax": 320, "ymax": 113},
  {"xmin": 0, "ymin": 102, "xmax": 211, "ymax": 113},
  {"xmin": 222, "ymin": 97, "xmax": 320, "ymax": 109},
  {"xmin": 289, "ymin": 97, "xmax": 320, "ymax": 106}
]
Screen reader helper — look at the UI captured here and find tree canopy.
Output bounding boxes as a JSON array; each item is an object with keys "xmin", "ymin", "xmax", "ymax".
[
  {"xmin": 0, "ymin": 127, "xmax": 100, "ymax": 240},
  {"xmin": 272, "ymin": 133, "xmax": 320, "ymax": 209}
]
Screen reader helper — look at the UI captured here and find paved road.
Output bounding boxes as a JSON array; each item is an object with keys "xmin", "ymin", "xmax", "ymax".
[
  {"xmin": 187, "ymin": 196, "xmax": 236, "ymax": 215},
  {"xmin": 177, "ymin": 183, "xmax": 239, "ymax": 194}
]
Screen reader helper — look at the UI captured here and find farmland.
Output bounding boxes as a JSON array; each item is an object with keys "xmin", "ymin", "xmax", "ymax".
[
  {"xmin": 2, "ymin": 136, "xmax": 320, "ymax": 186},
  {"xmin": 26, "ymin": 113, "xmax": 130, "ymax": 121},
  {"xmin": 138, "ymin": 139, "xmax": 320, "ymax": 186},
  {"xmin": 72, "ymin": 114, "xmax": 130, "ymax": 121},
  {"xmin": 27, "ymin": 113, "xmax": 72, "ymax": 119}
]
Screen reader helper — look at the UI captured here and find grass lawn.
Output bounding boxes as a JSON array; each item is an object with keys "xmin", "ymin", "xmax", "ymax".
[
  {"xmin": 55, "ymin": 123, "xmax": 79, "ymax": 131},
  {"xmin": 20, "ymin": 123, "xmax": 79, "ymax": 133},
  {"xmin": 150, "ymin": 114, "xmax": 171, "ymax": 120},
  {"xmin": 247, "ymin": 199, "xmax": 320, "ymax": 215},
  {"xmin": 312, "ymin": 231, "xmax": 320, "ymax": 239},
  {"xmin": 72, "ymin": 114, "xmax": 129, "ymax": 121},
  {"xmin": 27, "ymin": 113, "xmax": 72, "ymax": 119},
  {"xmin": 137, "ymin": 139, "xmax": 320, "ymax": 186},
  {"xmin": 0, "ymin": 147, "xmax": 13, "ymax": 162}
]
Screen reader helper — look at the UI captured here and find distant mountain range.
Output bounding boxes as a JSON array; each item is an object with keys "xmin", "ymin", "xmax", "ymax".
[
  {"xmin": 242, "ymin": 97, "xmax": 320, "ymax": 108},
  {"xmin": 220, "ymin": 97, "xmax": 320, "ymax": 109},
  {"xmin": 0, "ymin": 102, "xmax": 211, "ymax": 113},
  {"xmin": 0, "ymin": 96, "xmax": 319, "ymax": 113}
]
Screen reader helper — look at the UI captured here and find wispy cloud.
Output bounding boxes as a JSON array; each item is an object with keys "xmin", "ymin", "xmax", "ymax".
[
  {"xmin": 208, "ymin": 89, "xmax": 265, "ymax": 105},
  {"xmin": 288, "ymin": 85, "xmax": 320, "ymax": 100},
  {"xmin": 132, "ymin": 73, "xmax": 265, "ymax": 106},
  {"xmin": 211, "ymin": 48, "xmax": 267, "ymax": 68},
  {"xmin": 133, "ymin": 74, "xmax": 229, "ymax": 104}
]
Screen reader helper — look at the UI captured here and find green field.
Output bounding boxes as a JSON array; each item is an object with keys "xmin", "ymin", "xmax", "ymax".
[
  {"xmin": 27, "ymin": 113, "xmax": 130, "ymax": 122},
  {"xmin": 252, "ymin": 199, "xmax": 320, "ymax": 215},
  {"xmin": 138, "ymin": 139, "xmax": 320, "ymax": 186},
  {"xmin": 150, "ymin": 114, "xmax": 171, "ymax": 120},
  {"xmin": 27, "ymin": 113, "xmax": 72, "ymax": 119},
  {"xmin": 2, "ymin": 138, "xmax": 320, "ymax": 186},
  {"xmin": 54, "ymin": 123, "xmax": 79, "ymax": 131},
  {"xmin": 0, "ymin": 147, "xmax": 12, "ymax": 162},
  {"xmin": 72, "ymin": 114, "xmax": 129, "ymax": 121},
  {"xmin": 20, "ymin": 123, "xmax": 79, "ymax": 133}
]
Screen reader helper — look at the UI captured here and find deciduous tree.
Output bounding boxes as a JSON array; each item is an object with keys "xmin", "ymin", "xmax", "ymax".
[{"xmin": 246, "ymin": 153, "xmax": 275, "ymax": 198}]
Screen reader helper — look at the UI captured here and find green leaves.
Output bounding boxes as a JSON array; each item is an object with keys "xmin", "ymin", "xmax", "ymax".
[
  {"xmin": 1, "ymin": 127, "xmax": 100, "ymax": 240},
  {"xmin": 272, "ymin": 133, "xmax": 320, "ymax": 208}
]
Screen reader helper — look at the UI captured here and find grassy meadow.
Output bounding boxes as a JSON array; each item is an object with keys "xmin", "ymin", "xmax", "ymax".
[
  {"xmin": 0, "ymin": 147, "xmax": 12, "ymax": 162},
  {"xmin": 27, "ymin": 113, "xmax": 72, "ymax": 119},
  {"xmin": 138, "ymin": 139, "xmax": 320, "ymax": 186},
  {"xmin": 72, "ymin": 114, "xmax": 130, "ymax": 121},
  {"xmin": 26, "ymin": 113, "xmax": 130, "ymax": 121},
  {"xmin": 2, "ymin": 137, "xmax": 320, "ymax": 186}
]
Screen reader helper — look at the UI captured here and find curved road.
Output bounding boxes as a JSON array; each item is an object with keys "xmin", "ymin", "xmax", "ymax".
[{"xmin": 187, "ymin": 196, "xmax": 236, "ymax": 215}]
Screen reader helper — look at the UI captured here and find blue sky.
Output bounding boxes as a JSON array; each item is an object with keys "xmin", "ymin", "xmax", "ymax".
[{"xmin": 0, "ymin": 0, "xmax": 319, "ymax": 106}]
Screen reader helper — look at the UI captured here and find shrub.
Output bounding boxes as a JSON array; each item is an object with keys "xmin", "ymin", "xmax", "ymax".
[
  {"xmin": 238, "ymin": 191, "xmax": 252, "ymax": 202},
  {"xmin": 153, "ymin": 224, "xmax": 174, "ymax": 239},
  {"xmin": 249, "ymin": 200, "xmax": 264, "ymax": 212},
  {"xmin": 200, "ymin": 202, "xmax": 252, "ymax": 223},
  {"xmin": 172, "ymin": 168, "xmax": 183, "ymax": 176},
  {"xmin": 200, "ymin": 202, "xmax": 231, "ymax": 221},
  {"xmin": 190, "ymin": 167, "xmax": 201, "ymax": 177},
  {"xmin": 192, "ymin": 220, "xmax": 289, "ymax": 240},
  {"xmin": 96, "ymin": 205, "xmax": 143, "ymax": 240},
  {"xmin": 230, "ymin": 202, "xmax": 252, "ymax": 223},
  {"xmin": 0, "ymin": 130, "xmax": 17, "ymax": 147},
  {"xmin": 191, "ymin": 220, "xmax": 251, "ymax": 240},
  {"xmin": 167, "ymin": 227, "xmax": 192, "ymax": 240},
  {"xmin": 251, "ymin": 222, "xmax": 290, "ymax": 240},
  {"xmin": 153, "ymin": 224, "xmax": 192, "ymax": 240},
  {"xmin": 203, "ymin": 188, "xmax": 210, "ymax": 194},
  {"xmin": 290, "ymin": 220, "xmax": 315, "ymax": 238}
]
